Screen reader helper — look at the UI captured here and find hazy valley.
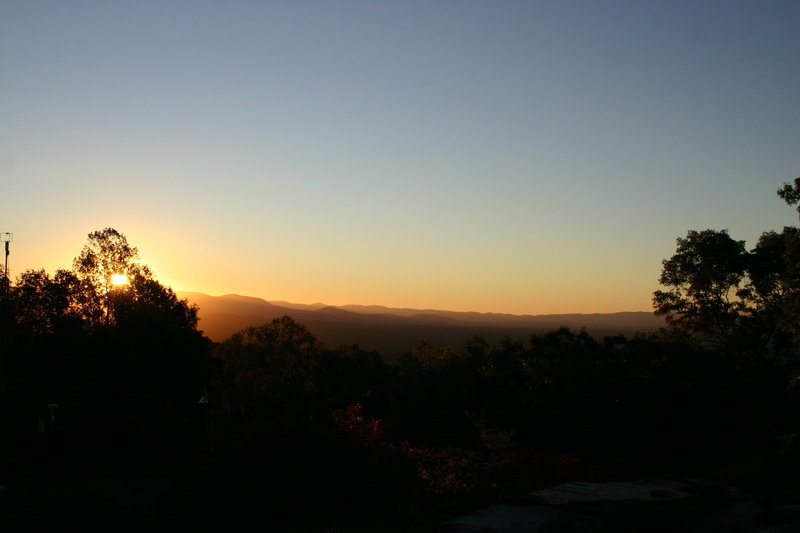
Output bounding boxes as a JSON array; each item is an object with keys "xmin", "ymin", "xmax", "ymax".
[{"xmin": 178, "ymin": 291, "xmax": 665, "ymax": 356}]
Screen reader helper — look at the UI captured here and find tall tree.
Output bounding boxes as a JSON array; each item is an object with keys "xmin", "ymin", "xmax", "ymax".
[
  {"xmin": 70, "ymin": 228, "xmax": 202, "ymax": 334},
  {"xmin": 213, "ymin": 316, "xmax": 323, "ymax": 430},
  {"xmin": 72, "ymin": 228, "xmax": 140, "ymax": 326},
  {"xmin": 740, "ymin": 227, "xmax": 800, "ymax": 355},
  {"xmin": 9, "ymin": 228, "xmax": 209, "ymax": 432},
  {"xmin": 653, "ymin": 229, "xmax": 748, "ymax": 345}
]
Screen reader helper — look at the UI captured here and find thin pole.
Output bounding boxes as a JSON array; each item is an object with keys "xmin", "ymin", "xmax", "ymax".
[{"xmin": 0, "ymin": 236, "xmax": 9, "ymax": 477}]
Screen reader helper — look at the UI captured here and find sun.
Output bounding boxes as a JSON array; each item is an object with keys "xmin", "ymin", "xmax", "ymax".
[{"xmin": 111, "ymin": 273, "xmax": 129, "ymax": 286}]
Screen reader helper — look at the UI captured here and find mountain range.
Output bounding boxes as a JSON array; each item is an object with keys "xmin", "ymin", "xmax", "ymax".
[{"xmin": 177, "ymin": 292, "xmax": 664, "ymax": 358}]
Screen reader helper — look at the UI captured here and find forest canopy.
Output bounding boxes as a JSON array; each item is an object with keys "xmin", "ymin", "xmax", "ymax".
[
  {"xmin": 2, "ymin": 181, "xmax": 800, "ymax": 529},
  {"xmin": 4, "ymin": 228, "xmax": 209, "ymax": 435}
]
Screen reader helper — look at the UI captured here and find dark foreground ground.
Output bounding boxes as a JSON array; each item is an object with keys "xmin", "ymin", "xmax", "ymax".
[
  {"xmin": 2, "ymin": 431, "xmax": 799, "ymax": 532},
  {"xmin": 3, "ymin": 473, "xmax": 800, "ymax": 532}
]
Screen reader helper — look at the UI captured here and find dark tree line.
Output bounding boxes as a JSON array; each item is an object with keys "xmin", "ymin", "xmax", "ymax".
[
  {"xmin": 3, "ymin": 229, "xmax": 209, "ymax": 462},
  {"xmin": 2, "ymin": 180, "xmax": 800, "ymax": 529},
  {"xmin": 196, "ymin": 178, "xmax": 800, "ymax": 526}
]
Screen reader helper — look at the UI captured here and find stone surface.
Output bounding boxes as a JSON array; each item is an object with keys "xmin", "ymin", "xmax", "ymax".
[
  {"xmin": 530, "ymin": 479, "xmax": 695, "ymax": 505},
  {"xmin": 444, "ymin": 477, "xmax": 800, "ymax": 532}
]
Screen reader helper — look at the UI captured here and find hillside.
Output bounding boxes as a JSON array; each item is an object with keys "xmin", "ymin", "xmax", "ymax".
[{"xmin": 178, "ymin": 292, "xmax": 664, "ymax": 357}]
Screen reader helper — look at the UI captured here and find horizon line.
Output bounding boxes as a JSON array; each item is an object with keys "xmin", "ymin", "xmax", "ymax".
[{"xmin": 173, "ymin": 289, "xmax": 654, "ymax": 318}]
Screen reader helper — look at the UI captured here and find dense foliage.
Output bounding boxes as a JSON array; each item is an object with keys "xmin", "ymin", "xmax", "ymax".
[
  {"xmin": 2, "ymin": 179, "xmax": 800, "ymax": 529},
  {"xmin": 3, "ymin": 229, "xmax": 209, "ymax": 450}
]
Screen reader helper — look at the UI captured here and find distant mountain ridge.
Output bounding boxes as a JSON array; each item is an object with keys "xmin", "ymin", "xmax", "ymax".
[{"xmin": 177, "ymin": 292, "xmax": 664, "ymax": 357}]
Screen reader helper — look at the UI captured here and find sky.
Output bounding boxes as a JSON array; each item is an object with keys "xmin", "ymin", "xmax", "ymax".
[{"xmin": 1, "ymin": 0, "xmax": 799, "ymax": 315}]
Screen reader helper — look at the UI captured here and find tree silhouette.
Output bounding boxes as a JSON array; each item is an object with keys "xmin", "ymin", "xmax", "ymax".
[
  {"xmin": 72, "ymin": 228, "xmax": 140, "ymax": 326},
  {"xmin": 212, "ymin": 315, "xmax": 324, "ymax": 437},
  {"xmin": 653, "ymin": 229, "xmax": 747, "ymax": 345},
  {"xmin": 654, "ymin": 180, "xmax": 800, "ymax": 352},
  {"xmin": 11, "ymin": 269, "xmax": 82, "ymax": 338},
  {"xmin": 8, "ymin": 228, "xmax": 209, "ymax": 434},
  {"xmin": 741, "ymin": 227, "xmax": 800, "ymax": 356},
  {"xmin": 778, "ymin": 177, "xmax": 800, "ymax": 219}
]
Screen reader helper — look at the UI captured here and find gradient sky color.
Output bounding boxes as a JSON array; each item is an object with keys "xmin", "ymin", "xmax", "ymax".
[{"xmin": 2, "ymin": 1, "xmax": 799, "ymax": 315}]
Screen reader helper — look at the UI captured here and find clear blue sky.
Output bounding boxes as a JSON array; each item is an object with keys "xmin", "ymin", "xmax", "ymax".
[{"xmin": 1, "ymin": 1, "xmax": 798, "ymax": 314}]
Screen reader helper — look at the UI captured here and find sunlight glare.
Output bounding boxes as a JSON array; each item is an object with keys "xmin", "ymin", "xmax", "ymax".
[{"xmin": 111, "ymin": 273, "xmax": 129, "ymax": 286}]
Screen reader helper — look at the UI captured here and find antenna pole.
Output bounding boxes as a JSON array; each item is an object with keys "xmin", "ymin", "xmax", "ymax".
[{"xmin": 0, "ymin": 233, "xmax": 12, "ymax": 477}]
